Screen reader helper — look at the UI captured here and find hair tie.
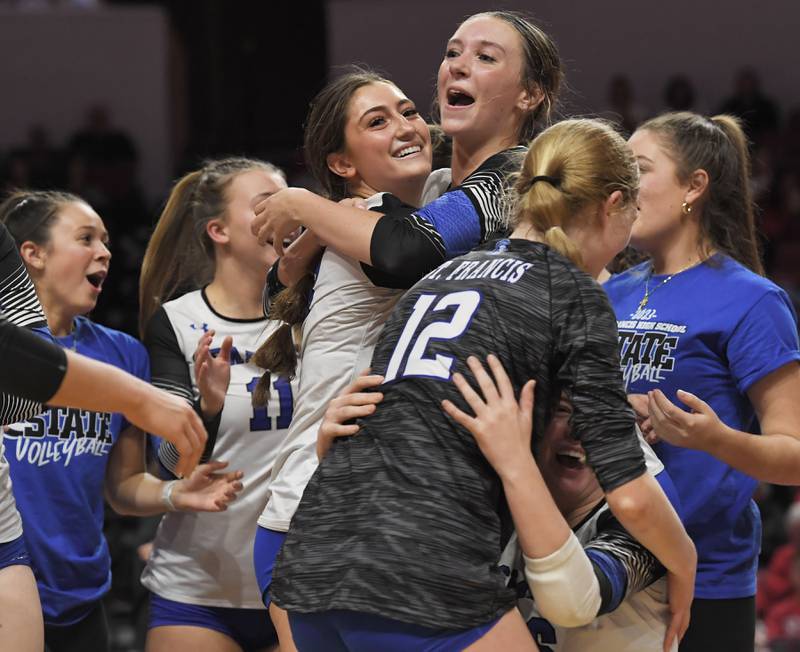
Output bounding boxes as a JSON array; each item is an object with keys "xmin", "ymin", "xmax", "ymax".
[{"xmin": 523, "ymin": 175, "xmax": 561, "ymax": 192}]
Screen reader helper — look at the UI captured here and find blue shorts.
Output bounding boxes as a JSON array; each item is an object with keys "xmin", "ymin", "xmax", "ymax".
[
  {"xmin": 148, "ymin": 593, "xmax": 277, "ymax": 652},
  {"xmin": 288, "ymin": 609, "xmax": 501, "ymax": 652},
  {"xmin": 0, "ymin": 535, "xmax": 30, "ymax": 570},
  {"xmin": 253, "ymin": 526, "xmax": 286, "ymax": 607}
]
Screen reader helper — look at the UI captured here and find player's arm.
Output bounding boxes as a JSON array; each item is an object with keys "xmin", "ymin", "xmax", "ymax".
[
  {"xmin": 143, "ymin": 307, "xmax": 224, "ymax": 477},
  {"xmin": 104, "ymin": 425, "xmax": 243, "ymax": 516},
  {"xmin": 646, "ymin": 288, "xmax": 800, "ymax": 484},
  {"xmin": 252, "ymin": 187, "xmax": 463, "ymax": 284},
  {"xmin": 442, "ymin": 355, "xmax": 601, "ymax": 627},
  {"xmin": 264, "ymin": 229, "xmax": 324, "ymax": 312},
  {"xmin": 552, "ymin": 266, "xmax": 695, "ymax": 649}
]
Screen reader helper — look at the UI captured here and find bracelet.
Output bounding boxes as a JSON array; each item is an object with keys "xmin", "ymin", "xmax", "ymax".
[{"xmin": 162, "ymin": 480, "xmax": 178, "ymax": 512}]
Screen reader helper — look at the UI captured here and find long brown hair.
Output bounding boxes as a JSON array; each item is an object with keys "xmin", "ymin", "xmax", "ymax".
[
  {"xmin": 138, "ymin": 157, "xmax": 285, "ymax": 337},
  {"xmin": 251, "ymin": 69, "xmax": 395, "ymax": 401},
  {"xmin": 509, "ymin": 118, "xmax": 639, "ymax": 270},
  {"xmin": 638, "ymin": 112, "xmax": 763, "ymax": 274}
]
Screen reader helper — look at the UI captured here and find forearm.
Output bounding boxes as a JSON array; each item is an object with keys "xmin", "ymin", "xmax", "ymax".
[
  {"xmin": 276, "ymin": 229, "xmax": 323, "ymax": 288},
  {"xmin": 606, "ymin": 473, "xmax": 696, "ymax": 578},
  {"xmin": 499, "ymin": 455, "xmax": 572, "ymax": 558},
  {"xmin": 705, "ymin": 426, "xmax": 800, "ymax": 485},
  {"xmin": 288, "ymin": 190, "xmax": 377, "ymax": 264},
  {"xmin": 106, "ymin": 471, "xmax": 171, "ymax": 517},
  {"xmin": 50, "ymin": 349, "xmax": 148, "ymax": 415}
]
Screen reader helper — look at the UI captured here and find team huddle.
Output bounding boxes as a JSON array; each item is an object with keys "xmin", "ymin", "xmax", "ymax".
[{"xmin": 0, "ymin": 9, "xmax": 799, "ymax": 652}]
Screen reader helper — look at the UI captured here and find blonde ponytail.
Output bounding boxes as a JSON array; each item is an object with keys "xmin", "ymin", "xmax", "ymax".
[{"xmin": 510, "ymin": 119, "xmax": 638, "ymax": 272}]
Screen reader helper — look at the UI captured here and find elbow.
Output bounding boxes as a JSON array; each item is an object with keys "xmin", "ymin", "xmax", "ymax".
[
  {"xmin": 534, "ymin": 591, "xmax": 598, "ymax": 628},
  {"xmin": 104, "ymin": 488, "xmax": 133, "ymax": 517},
  {"xmin": 606, "ymin": 482, "xmax": 652, "ymax": 528}
]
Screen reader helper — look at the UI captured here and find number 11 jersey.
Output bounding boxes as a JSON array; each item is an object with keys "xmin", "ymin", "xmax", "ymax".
[{"xmin": 271, "ymin": 239, "xmax": 646, "ymax": 630}]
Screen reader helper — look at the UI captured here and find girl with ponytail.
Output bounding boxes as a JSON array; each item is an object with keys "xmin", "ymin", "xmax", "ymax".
[
  {"xmin": 137, "ymin": 158, "xmax": 297, "ymax": 652},
  {"xmin": 605, "ymin": 112, "xmax": 800, "ymax": 651},
  {"xmin": 251, "ymin": 68, "xmax": 433, "ymax": 650},
  {"xmin": 270, "ymin": 119, "xmax": 696, "ymax": 652}
]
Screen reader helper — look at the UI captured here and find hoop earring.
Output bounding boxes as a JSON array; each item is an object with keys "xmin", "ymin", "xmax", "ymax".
[{"xmin": 681, "ymin": 201, "xmax": 692, "ymax": 215}]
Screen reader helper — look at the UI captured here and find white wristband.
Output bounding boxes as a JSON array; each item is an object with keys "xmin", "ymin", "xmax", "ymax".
[{"xmin": 162, "ymin": 480, "xmax": 178, "ymax": 512}]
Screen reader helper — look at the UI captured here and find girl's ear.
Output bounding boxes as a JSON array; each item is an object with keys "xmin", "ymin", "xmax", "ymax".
[
  {"xmin": 326, "ymin": 151, "xmax": 358, "ymax": 181},
  {"xmin": 684, "ymin": 168, "xmax": 710, "ymax": 207},
  {"xmin": 20, "ymin": 241, "xmax": 46, "ymax": 271},
  {"xmin": 517, "ymin": 82, "xmax": 544, "ymax": 113},
  {"xmin": 206, "ymin": 218, "xmax": 229, "ymax": 245}
]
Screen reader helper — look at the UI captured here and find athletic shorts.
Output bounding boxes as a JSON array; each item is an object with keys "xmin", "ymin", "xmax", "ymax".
[
  {"xmin": 288, "ymin": 609, "xmax": 502, "ymax": 652},
  {"xmin": 148, "ymin": 593, "xmax": 277, "ymax": 652},
  {"xmin": 253, "ymin": 526, "xmax": 286, "ymax": 607},
  {"xmin": 0, "ymin": 534, "xmax": 30, "ymax": 570}
]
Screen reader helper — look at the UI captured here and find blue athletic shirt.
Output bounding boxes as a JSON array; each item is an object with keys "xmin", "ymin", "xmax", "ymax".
[
  {"xmin": 604, "ymin": 255, "xmax": 800, "ymax": 599},
  {"xmin": 3, "ymin": 316, "xmax": 149, "ymax": 625}
]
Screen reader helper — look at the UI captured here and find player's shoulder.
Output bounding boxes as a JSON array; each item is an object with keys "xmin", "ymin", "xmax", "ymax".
[
  {"xmin": 161, "ymin": 289, "xmax": 208, "ymax": 321},
  {"xmin": 78, "ymin": 317, "xmax": 144, "ymax": 353}
]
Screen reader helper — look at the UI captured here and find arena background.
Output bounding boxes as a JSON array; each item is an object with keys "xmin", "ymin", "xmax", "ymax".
[{"xmin": 0, "ymin": 1, "xmax": 799, "ymax": 650}]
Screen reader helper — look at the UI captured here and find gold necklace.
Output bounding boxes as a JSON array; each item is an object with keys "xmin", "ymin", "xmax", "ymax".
[{"xmin": 637, "ymin": 262, "xmax": 696, "ymax": 310}]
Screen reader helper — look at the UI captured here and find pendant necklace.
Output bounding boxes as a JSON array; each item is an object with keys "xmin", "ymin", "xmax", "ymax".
[{"xmin": 638, "ymin": 261, "xmax": 698, "ymax": 311}]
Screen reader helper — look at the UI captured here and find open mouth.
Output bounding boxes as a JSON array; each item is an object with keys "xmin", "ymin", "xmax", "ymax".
[
  {"xmin": 447, "ymin": 89, "xmax": 475, "ymax": 107},
  {"xmin": 556, "ymin": 450, "xmax": 587, "ymax": 470},
  {"xmin": 86, "ymin": 271, "xmax": 106, "ymax": 289},
  {"xmin": 393, "ymin": 145, "xmax": 422, "ymax": 159}
]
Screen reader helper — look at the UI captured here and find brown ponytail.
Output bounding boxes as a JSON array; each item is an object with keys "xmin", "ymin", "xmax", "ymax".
[
  {"xmin": 139, "ymin": 158, "xmax": 285, "ymax": 338},
  {"xmin": 637, "ymin": 112, "xmax": 763, "ymax": 275}
]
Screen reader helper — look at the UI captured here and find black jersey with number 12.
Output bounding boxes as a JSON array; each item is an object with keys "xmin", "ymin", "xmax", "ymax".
[{"xmin": 271, "ymin": 238, "xmax": 646, "ymax": 630}]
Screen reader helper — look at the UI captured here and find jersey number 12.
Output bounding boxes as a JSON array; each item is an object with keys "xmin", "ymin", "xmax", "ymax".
[{"xmin": 384, "ymin": 290, "xmax": 481, "ymax": 381}]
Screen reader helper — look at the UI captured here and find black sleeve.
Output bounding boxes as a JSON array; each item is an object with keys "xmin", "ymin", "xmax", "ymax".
[
  {"xmin": 585, "ymin": 508, "xmax": 665, "ymax": 615},
  {"xmin": 0, "ymin": 317, "xmax": 66, "ymax": 423},
  {"xmin": 368, "ymin": 210, "xmax": 447, "ymax": 287},
  {"xmin": 144, "ymin": 307, "xmax": 222, "ymax": 476},
  {"xmin": 550, "ymin": 255, "xmax": 646, "ymax": 492}
]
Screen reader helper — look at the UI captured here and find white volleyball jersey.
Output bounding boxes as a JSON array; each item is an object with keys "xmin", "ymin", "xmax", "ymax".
[
  {"xmin": 500, "ymin": 443, "xmax": 675, "ymax": 652},
  {"xmin": 140, "ymin": 289, "xmax": 296, "ymax": 608},
  {"xmin": 258, "ymin": 193, "xmax": 407, "ymax": 531}
]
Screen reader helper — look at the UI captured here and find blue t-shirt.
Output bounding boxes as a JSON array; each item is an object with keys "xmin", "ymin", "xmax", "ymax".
[
  {"xmin": 605, "ymin": 256, "xmax": 800, "ymax": 599},
  {"xmin": 3, "ymin": 316, "xmax": 149, "ymax": 625}
]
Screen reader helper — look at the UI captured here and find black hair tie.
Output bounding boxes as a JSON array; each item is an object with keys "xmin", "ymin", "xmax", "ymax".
[{"xmin": 523, "ymin": 175, "xmax": 561, "ymax": 192}]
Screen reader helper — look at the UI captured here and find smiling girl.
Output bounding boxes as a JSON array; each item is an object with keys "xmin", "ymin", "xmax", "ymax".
[
  {"xmin": 250, "ymin": 69, "xmax": 433, "ymax": 650},
  {"xmin": 0, "ymin": 191, "xmax": 240, "ymax": 652}
]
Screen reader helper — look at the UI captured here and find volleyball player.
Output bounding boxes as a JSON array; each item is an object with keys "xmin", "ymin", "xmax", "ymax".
[
  {"xmin": 605, "ymin": 112, "xmax": 800, "ymax": 650},
  {"xmin": 1, "ymin": 192, "xmax": 237, "ymax": 652},
  {"xmin": 249, "ymin": 69, "xmax": 433, "ymax": 650},
  {"xmin": 323, "ymin": 361, "xmax": 682, "ymax": 652},
  {"xmin": 270, "ymin": 119, "xmax": 695, "ymax": 651},
  {"xmin": 138, "ymin": 158, "xmax": 296, "ymax": 652}
]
